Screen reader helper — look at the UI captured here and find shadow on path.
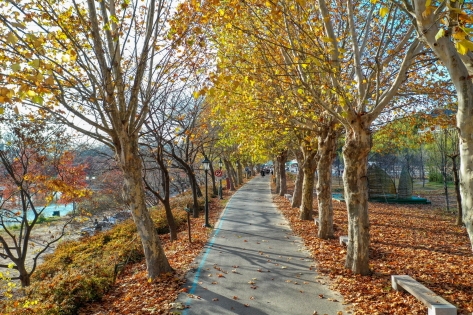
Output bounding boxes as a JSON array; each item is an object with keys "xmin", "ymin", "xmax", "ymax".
[{"xmin": 173, "ymin": 176, "xmax": 346, "ymax": 315}]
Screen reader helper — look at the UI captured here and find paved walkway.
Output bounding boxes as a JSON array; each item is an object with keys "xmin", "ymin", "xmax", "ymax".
[{"xmin": 173, "ymin": 176, "xmax": 346, "ymax": 315}]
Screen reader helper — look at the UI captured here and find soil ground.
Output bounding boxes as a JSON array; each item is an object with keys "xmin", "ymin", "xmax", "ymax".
[{"xmin": 0, "ymin": 216, "xmax": 94, "ymax": 281}]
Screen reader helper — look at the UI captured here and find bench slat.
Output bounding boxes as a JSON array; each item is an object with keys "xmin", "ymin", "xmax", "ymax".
[{"xmin": 392, "ymin": 275, "xmax": 456, "ymax": 315}]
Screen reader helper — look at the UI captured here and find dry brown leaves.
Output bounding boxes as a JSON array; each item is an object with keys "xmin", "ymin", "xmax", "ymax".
[
  {"xmin": 273, "ymin": 186, "xmax": 473, "ymax": 315},
  {"xmin": 78, "ymin": 190, "xmax": 234, "ymax": 315},
  {"xmin": 78, "ymin": 180, "xmax": 473, "ymax": 315}
]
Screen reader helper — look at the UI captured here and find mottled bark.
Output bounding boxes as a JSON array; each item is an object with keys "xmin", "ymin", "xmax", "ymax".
[
  {"xmin": 224, "ymin": 159, "xmax": 236, "ymax": 191},
  {"xmin": 291, "ymin": 149, "xmax": 304, "ymax": 208},
  {"xmin": 343, "ymin": 122, "xmax": 371, "ymax": 276},
  {"xmin": 236, "ymin": 160, "xmax": 244, "ymax": 185},
  {"xmin": 317, "ymin": 123, "xmax": 338, "ymax": 239},
  {"xmin": 274, "ymin": 159, "xmax": 281, "ymax": 193},
  {"xmin": 300, "ymin": 146, "xmax": 317, "ymax": 220},
  {"xmin": 120, "ymin": 138, "xmax": 172, "ymax": 277},
  {"xmin": 277, "ymin": 151, "xmax": 288, "ymax": 196}
]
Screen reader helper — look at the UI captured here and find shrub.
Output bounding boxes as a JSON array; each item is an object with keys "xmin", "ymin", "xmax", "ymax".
[
  {"xmin": 37, "ymin": 214, "xmax": 47, "ymax": 224},
  {"xmin": 428, "ymin": 170, "xmax": 452, "ymax": 183},
  {"xmin": 2, "ymin": 204, "xmax": 189, "ymax": 314}
]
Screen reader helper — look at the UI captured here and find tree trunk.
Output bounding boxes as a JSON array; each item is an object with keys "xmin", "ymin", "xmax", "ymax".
[
  {"xmin": 209, "ymin": 159, "xmax": 218, "ymax": 196},
  {"xmin": 317, "ymin": 123, "xmax": 338, "ymax": 239},
  {"xmin": 449, "ymin": 154, "xmax": 463, "ymax": 225},
  {"xmin": 144, "ymin": 148, "xmax": 178, "ymax": 242},
  {"xmin": 300, "ymin": 147, "xmax": 317, "ymax": 220},
  {"xmin": 442, "ymin": 160, "xmax": 450, "ymax": 212},
  {"xmin": 249, "ymin": 163, "xmax": 256, "ymax": 176},
  {"xmin": 420, "ymin": 145, "xmax": 425, "ymax": 187},
  {"xmin": 230, "ymin": 162, "xmax": 238, "ymax": 189},
  {"xmin": 274, "ymin": 159, "xmax": 281, "ymax": 193},
  {"xmin": 191, "ymin": 179, "xmax": 200, "ymax": 218},
  {"xmin": 342, "ymin": 122, "xmax": 371, "ymax": 276},
  {"xmin": 158, "ymin": 148, "xmax": 177, "ymax": 241},
  {"xmin": 291, "ymin": 149, "xmax": 304, "ymax": 208},
  {"xmin": 459, "ymin": 130, "xmax": 473, "ymax": 244},
  {"xmin": 163, "ymin": 202, "xmax": 177, "ymax": 241},
  {"xmin": 236, "ymin": 160, "xmax": 244, "ymax": 185},
  {"xmin": 120, "ymin": 139, "xmax": 172, "ymax": 278},
  {"xmin": 171, "ymin": 153, "xmax": 202, "ymax": 217},
  {"xmin": 224, "ymin": 159, "xmax": 236, "ymax": 191},
  {"xmin": 277, "ymin": 151, "xmax": 288, "ymax": 196},
  {"xmin": 18, "ymin": 263, "xmax": 30, "ymax": 287},
  {"xmin": 407, "ymin": 0, "xmax": 473, "ymax": 256},
  {"xmin": 441, "ymin": 130, "xmax": 450, "ymax": 212}
]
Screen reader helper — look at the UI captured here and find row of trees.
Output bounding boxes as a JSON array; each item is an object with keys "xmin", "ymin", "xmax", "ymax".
[
  {"xmin": 172, "ymin": 0, "xmax": 473, "ymax": 276},
  {"xmin": 1, "ymin": 0, "xmax": 472, "ymax": 281},
  {"xmin": 0, "ymin": 0, "xmax": 259, "ymax": 283}
]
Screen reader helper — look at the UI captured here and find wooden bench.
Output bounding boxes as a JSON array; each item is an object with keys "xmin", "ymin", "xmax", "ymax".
[
  {"xmin": 391, "ymin": 275, "xmax": 456, "ymax": 315},
  {"xmin": 339, "ymin": 236, "xmax": 348, "ymax": 246},
  {"xmin": 283, "ymin": 194, "xmax": 293, "ymax": 203}
]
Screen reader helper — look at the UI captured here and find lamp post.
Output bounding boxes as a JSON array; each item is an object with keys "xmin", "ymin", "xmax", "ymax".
[
  {"xmin": 218, "ymin": 158, "xmax": 223, "ymax": 200},
  {"xmin": 202, "ymin": 157, "xmax": 211, "ymax": 227}
]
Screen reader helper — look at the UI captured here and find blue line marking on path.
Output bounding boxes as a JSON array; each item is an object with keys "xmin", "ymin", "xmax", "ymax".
[{"xmin": 181, "ymin": 196, "xmax": 231, "ymax": 314}]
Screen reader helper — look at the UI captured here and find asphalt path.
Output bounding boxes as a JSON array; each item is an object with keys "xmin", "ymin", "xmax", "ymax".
[{"xmin": 173, "ymin": 175, "xmax": 346, "ymax": 315}]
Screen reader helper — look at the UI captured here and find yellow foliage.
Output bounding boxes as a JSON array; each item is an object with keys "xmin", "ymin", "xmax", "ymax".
[
  {"xmin": 452, "ymin": 30, "xmax": 467, "ymax": 40},
  {"xmin": 435, "ymin": 29, "xmax": 445, "ymax": 41},
  {"xmin": 379, "ymin": 7, "xmax": 389, "ymax": 18},
  {"xmin": 456, "ymin": 39, "xmax": 473, "ymax": 55}
]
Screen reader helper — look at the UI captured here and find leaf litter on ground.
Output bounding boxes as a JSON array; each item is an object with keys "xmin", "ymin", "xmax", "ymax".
[{"xmin": 79, "ymin": 181, "xmax": 473, "ymax": 315}]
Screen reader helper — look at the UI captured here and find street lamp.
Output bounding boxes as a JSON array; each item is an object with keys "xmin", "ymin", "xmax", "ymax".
[
  {"xmin": 218, "ymin": 158, "xmax": 223, "ymax": 200},
  {"xmin": 202, "ymin": 157, "xmax": 211, "ymax": 227}
]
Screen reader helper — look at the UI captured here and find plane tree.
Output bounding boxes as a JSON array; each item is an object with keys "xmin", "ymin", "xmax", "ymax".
[
  {"xmin": 175, "ymin": 0, "xmax": 433, "ymax": 275},
  {"xmin": 263, "ymin": 0, "xmax": 424, "ymax": 274},
  {"xmin": 0, "ymin": 0, "xmax": 176, "ymax": 277},
  {"xmin": 393, "ymin": 0, "xmax": 473, "ymax": 249}
]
